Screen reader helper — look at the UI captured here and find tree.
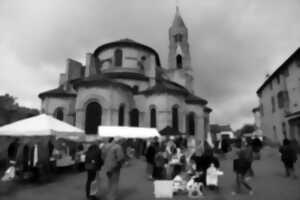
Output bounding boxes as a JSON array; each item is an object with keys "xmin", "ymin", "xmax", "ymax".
[
  {"xmin": 235, "ymin": 124, "xmax": 256, "ymax": 138},
  {"xmin": 0, "ymin": 94, "xmax": 39, "ymax": 126}
]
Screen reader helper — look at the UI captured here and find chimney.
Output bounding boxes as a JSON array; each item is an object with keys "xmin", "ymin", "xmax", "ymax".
[
  {"xmin": 66, "ymin": 58, "xmax": 83, "ymax": 81},
  {"xmin": 59, "ymin": 73, "xmax": 68, "ymax": 90},
  {"xmin": 85, "ymin": 53, "xmax": 97, "ymax": 77}
]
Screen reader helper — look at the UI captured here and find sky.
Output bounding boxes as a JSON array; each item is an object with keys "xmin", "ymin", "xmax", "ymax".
[{"xmin": 0, "ymin": 0, "xmax": 300, "ymax": 130}]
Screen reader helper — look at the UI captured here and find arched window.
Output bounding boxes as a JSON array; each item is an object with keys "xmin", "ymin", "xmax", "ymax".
[
  {"xmin": 186, "ymin": 112, "xmax": 195, "ymax": 135},
  {"xmin": 118, "ymin": 104, "xmax": 125, "ymax": 126},
  {"xmin": 172, "ymin": 106, "xmax": 179, "ymax": 130},
  {"xmin": 85, "ymin": 102, "xmax": 102, "ymax": 134},
  {"xmin": 54, "ymin": 107, "xmax": 64, "ymax": 121},
  {"xmin": 130, "ymin": 108, "xmax": 139, "ymax": 127},
  {"xmin": 22, "ymin": 145, "xmax": 30, "ymax": 171},
  {"xmin": 114, "ymin": 49, "xmax": 123, "ymax": 67},
  {"xmin": 150, "ymin": 107, "xmax": 156, "ymax": 128},
  {"xmin": 8, "ymin": 140, "xmax": 19, "ymax": 161},
  {"xmin": 176, "ymin": 55, "xmax": 182, "ymax": 69}
]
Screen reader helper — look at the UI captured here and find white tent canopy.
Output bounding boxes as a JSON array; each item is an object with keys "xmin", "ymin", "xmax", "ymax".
[
  {"xmin": 98, "ymin": 126, "xmax": 161, "ymax": 139},
  {"xmin": 217, "ymin": 131, "xmax": 235, "ymax": 140},
  {"xmin": 0, "ymin": 114, "xmax": 84, "ymax": 139}
]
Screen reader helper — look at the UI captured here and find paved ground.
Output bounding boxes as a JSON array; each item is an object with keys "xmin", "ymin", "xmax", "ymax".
[{"xmin": 0, "ymin": 147, "xmax": 300, "ymax": 200}]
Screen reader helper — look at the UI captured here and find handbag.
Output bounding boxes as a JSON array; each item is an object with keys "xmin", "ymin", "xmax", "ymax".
[
  {"xmin": 85, "ymin": 162, "xmax": 96, "ymax": 171},
  {"xmin": 90, "ymin": 179, "xmax": 98, "ymax": 196}
]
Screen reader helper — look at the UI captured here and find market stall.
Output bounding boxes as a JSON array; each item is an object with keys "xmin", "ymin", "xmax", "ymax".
[{"xmin": 0, "ymin": 114, "xmax": 84, "ymax": 181}]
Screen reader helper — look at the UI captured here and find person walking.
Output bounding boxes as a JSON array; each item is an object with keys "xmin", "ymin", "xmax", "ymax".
[
  {"xmin": 152, "ymin": 146, "xmax": 168, "ymax": 180},
  {"xmin": 102, "ymin": 138, "xmax": 125, "ymax": 200},
  {"xmin": 279, "ymin": 138, "xmax": 298, "ymax": 178},
  {"xmin": 232, "ymin": 148, "xmax": 253, "ymax": 195},
  {"xmin": 251, "ymin": 137, "xmax": 263, "ymax": 160},
  {"xmin": 145, "ymin": 140, "xmax": 157, "ymax": 180},
  {"xmin": 84, "ymin": 143, "xmax": 103, "ymax": 200},
  {"xmin": 243, "ymin": 141, "xmax": 254, "ymax": 177}
]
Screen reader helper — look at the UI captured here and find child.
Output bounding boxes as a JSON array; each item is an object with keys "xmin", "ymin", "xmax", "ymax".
[
  {"xmin": 206, "ymin": 163, "xmax": 223, "ymax": 190},
  {"xmin": 186, "ymin": 172, "xmax": 204, "ymax": 198}
]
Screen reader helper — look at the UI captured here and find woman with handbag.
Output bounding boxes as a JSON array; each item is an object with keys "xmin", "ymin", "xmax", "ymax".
[{"xmin": 85, "ymin": 143, "xmax": 103, "ymax": 200}]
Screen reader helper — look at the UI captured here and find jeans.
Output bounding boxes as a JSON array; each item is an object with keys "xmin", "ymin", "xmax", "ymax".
[
  {"xmin": 86, "ymin": 170, "xmax": 97, "ymax": 198},
  {"xmin": 235, "ymin": 173, "xmax": 252, "ymax": 193}
]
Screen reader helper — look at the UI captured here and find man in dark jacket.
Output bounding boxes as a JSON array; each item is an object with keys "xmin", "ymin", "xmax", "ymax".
[
  {"xmin": 279, "ymin": 139, "xmax": 297, "ymax": 178},
  {"xmin": 145, "ymin": 141, "xmax": 157, "ymax": 179},
  {"xmin": 232, "ymin": 149, "xmax": 253, "ymax": 195},
  {"xmin": 85, "ymin": 143, "xmax": 103, "ymax": 200}
]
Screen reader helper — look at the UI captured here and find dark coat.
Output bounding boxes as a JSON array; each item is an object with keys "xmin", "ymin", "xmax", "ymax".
[
  {"xmin": 145, "ymin": 144, "xmax": 156, "ymax": 164},
  {"xmin": 252, "ymin": 138, "xmax": 263, "ymax": 152},
  {"xmin": 280, "ymin": 145, "xmax": 297, "ymax": 164},
  {"xmin": 191, "ymin": 153, "xmax": 220, "ymax": 172},
  {"xmin": 85, "ymin": 144, "xmax": 103, "ymax": 171}
]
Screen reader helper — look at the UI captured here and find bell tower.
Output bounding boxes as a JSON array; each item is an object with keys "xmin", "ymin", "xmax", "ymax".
[{"xmin": 167, "ymin": 6, "xmax": 194, "ymax": 92}]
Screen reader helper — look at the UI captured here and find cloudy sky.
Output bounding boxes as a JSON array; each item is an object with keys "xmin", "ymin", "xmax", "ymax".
[{"xmin": 0, "ymin": 0, "xmax": 299, "ymax": 130}]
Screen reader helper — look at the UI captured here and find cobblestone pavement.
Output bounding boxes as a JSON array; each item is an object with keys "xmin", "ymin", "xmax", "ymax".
[{"xmin": 0, "ymin": 147, "xmax": 300, "ymax": 200}]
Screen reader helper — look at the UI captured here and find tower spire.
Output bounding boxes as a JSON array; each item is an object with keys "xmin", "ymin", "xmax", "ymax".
[
  {"xmin": 172, "ymin": 3, "xmax": 186, "ymax": 28},
  {"xmin": 167, "ymin": 5, "xmax": 193, "ymax": 92}
]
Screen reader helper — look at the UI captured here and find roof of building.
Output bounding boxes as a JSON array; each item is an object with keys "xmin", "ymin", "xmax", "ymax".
[
  {"xmin": 103, "ymin": 71, "xmax": 149, "ymax": 81},
  {"xmin": 93, "ymin": 38, "xmax": 161, "ymax": 67},
  {"xmin": 185, "ymin": 93, "xmax": 208, "ymax": 106},
  {"xmin": 257, "ymin": 47, "xmax": 300, "ymax": 95},
  {"xmin": 38, "ymin": 87, "xmax": 77, "ymax": 99},
  {"xmin": 71, "ymin": 74, "xmax": 133, "ymax": 91},
  {"xmin": 138, "ymin": 79, "xmax": 189, "ymax": 96}
]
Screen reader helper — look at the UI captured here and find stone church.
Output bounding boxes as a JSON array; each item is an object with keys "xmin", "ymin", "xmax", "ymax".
[{"xmin": 39, "ymin": 7, "xmax": 212, "ymax": 140}]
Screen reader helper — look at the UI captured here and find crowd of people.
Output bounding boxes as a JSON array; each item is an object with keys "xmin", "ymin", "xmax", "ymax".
[
  {"xmin": 1, "ymin": 134, "xmax": 298, "ymax": 200},
  {"xmin": 83, "ymin": 135, "xmax": 299, "ymax": 200}
]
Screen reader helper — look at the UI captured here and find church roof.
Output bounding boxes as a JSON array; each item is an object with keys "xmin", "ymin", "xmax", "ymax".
[
  {"xmin": 138, "ymin": 79, "xmax": 189, "ymax": 96},
  {"xmin": 138, "ymin": 78, "xmax": 208, "ymax": 105},
  {"xmin": 72, "ymin": 74, "xmax": 133, "ymax": 91},
  {"xmin": 172, "ymin": 7, "xmax": 186, "ymax": 28},
  {"xmin": 93, "ymin": 38, "xmax": 161, "ymax": 67},
  {"xmin": 38, "ymin": 87, "xmax": 76, "ymax": 99},
  {"xmin": 103, "ymin": 71, "xmax": 149, "ymax": 81},
  {"xmin": 185, "ymin": 94, "xmax": 208, "ymax": 106}
]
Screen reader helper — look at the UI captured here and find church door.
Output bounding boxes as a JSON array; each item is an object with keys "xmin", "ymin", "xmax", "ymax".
[
  {"xmin": 129, "ymin": 109, "xmax": 139, "ymax": 127},
  {"xmin": 85, "ymin": 102, "xmax": 102, "ymax": 134}
]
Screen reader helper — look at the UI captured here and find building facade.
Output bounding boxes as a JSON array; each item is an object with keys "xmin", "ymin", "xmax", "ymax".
[
  {"xmin": 39, "ymin": 8, "xmax": 211, "ymax": 142},
  {"xmin": 257, "ymin": 48, "xmax": 300, "ymax": 144}
]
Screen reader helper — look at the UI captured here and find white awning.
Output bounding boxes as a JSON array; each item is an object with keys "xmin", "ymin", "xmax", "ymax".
[
  {"xmin": 98, "ymin": 126, "xmax": 161, "ymax": 139},
  {"xmin": 0, "ymin": 114, "xmax": 84, "ymax": 139}
]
